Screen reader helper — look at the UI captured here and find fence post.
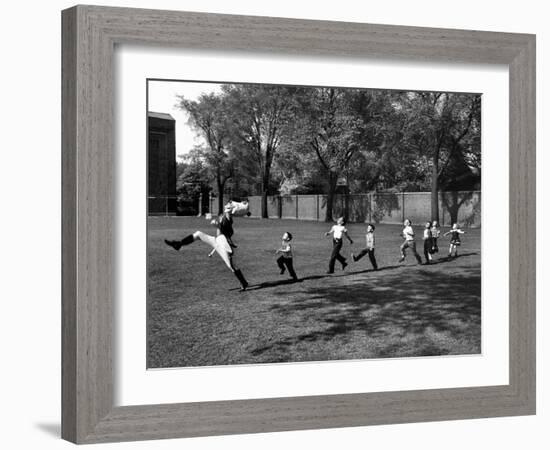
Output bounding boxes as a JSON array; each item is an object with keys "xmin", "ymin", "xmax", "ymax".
[
  {"xmin": 344, "ymin": 192, "xmax": 349, "ymax": 221},
  {"xmin": 369, "ymin": 193, "xmax": 373, "ymax": 223},
  {"xmin": 401, "ymin": 192, "xmax": 405, "ymax": 222},
  {"xmin": 438, "ymin": 192, "xmax": 443, "ymax": 226},
  {"xmin": 316, "ymin": 195, "xmax": 320, "ymax": 221},
  {"xmin": 278, "ymin": 196, "xmax": 282, "ymax": 219},
  {"xmin": 295, "ymin": 195, "xmax": 299, "ymax": 219}
]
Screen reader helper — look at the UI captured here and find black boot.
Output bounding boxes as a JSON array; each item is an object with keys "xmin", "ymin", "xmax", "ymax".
[
  {"xmin": 164, "ymin": 239, "xmax": 182, "ymax": 251},
  {"xmin": 164, "ymin": 234, "xmax": 194, "ymax": 251},
  {"xmin": 234, "ymin": 269, "xmax": 248, "ymax": 291}
]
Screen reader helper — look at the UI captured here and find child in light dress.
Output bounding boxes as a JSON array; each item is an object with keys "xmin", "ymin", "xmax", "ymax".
[{"xmin": 443, "ymin": 223, "xmax": 466, "ymax": 258}]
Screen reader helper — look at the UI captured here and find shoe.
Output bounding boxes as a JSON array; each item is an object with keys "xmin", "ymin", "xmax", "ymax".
[
  {"xmin": 398, "ymin": 256, "xmax": 405, "ymax": 263},
  {"xmin": 164, "ymin": 239, "xmax": 182, "ymax": 251},
  {"xmin": 326, "ymin": 271, "xmax": 334, "ymax": 274},
  {"xmin": 342, "ymin": 262, "xmax": 348, "ymax": 270},
  {"xmin": 351, "ymin": 253, "xmax": 357, "ymax": 262},
  {"xmin": 280, "ymin": 268, "xmax": 286, "ymax": 275},
  {"xmin": 234, "ymin": 269, "xmax": 248, "ymax": 291}
]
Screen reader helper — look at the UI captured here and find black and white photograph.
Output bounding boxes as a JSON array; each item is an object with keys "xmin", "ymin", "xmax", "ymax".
[
  {"xmin": 3, "ymin": 0, "xmax": 545, "ymax": 448},
  {"xmin": 147, "ymin": 80, "xmax": 482, "ymax": 368}
]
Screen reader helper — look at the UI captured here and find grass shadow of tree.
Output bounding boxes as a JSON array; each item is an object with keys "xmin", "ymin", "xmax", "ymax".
[{"xmin": 250, "ymin": 266, "xmax": 481, "ymax": 359}]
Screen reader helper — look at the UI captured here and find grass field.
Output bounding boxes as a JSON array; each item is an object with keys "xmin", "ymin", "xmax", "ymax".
[{"xmin": 147, "ymin": 216, "xmax": 481, "ymax": 368}]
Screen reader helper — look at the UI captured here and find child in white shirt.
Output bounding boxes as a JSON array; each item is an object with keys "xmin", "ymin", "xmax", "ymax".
[
  {"xmin": 325, "ymin": 217, "xmax": 353, "ymax": 274},
  {"xmin": 399, "ymin": 219, "xmax": 422, "ymax": 264}
]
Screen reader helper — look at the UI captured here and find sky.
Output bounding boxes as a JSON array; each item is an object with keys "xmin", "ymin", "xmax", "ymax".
[{"xmin": 147, "ymin": 80, "xmax": 222, "ymax": 161}]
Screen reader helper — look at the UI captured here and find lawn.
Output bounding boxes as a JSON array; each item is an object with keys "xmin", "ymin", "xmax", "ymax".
[{"xmin": 147, "ymin": 216, "xmax": 481, "ymax": 368}]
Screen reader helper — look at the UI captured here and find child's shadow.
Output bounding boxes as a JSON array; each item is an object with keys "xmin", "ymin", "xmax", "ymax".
[
  {"xmin": 332, "ymin": 265, "xmax": 402, "ymax": 277},
  {"xmin": 428, "ymin": 252, "xmax": 479, "ymax": 264},
  {"xmin": 231, "ymin": 274, "xmax": 326, "ymax": 292},
  {"xmin": 245, "ymin": 278, "xmax": 305, "ymax": 291},
  {"xmin": 240, "ymin": 266, "xmax": 404, "ymax": 291}
]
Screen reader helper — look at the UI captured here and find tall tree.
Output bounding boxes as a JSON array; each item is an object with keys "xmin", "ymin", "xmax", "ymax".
[
  {"xmin": 404, "ymin": 92, "xmax": 481, "ymax": 222},
  {"xmin": 223, "ymin": 84, "xmax": 298, "ymax": 218},
  {"xmin": 176, "ymin": 148, "xmax": 211, "ymax": 214},
  {"xmin": 294, "ymin": 87, "xmax": 378, "ymax": 221},
  {"xmin": 176, "ymin": 93, "xmax": 234, "ymax": 214}
]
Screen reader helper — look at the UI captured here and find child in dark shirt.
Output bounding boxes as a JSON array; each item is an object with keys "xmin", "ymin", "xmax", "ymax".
[
  {"xmin": 276, "ymin": 232, "xmax": 298, "ymax": 281},
  {"xmin": 351, "ymin": 223, "xmax": 378, "ymax": 270}
]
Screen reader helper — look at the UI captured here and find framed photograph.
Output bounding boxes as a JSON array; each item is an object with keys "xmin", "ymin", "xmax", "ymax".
[{"xmin": 62, "ymin": 5, "xmax": 536, "ymax": 444}]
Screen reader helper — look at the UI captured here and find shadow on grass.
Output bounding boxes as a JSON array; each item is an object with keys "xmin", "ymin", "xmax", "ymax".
[
  {"xmin": 250, "ymin": 265, "xmax": 481, "ymax": 358},
  {"xmin": 238, "ymin": 253, "xmax": 478, "ymax": 291}
]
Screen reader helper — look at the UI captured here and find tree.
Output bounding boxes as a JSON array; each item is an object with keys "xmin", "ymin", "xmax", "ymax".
[
  {"xmin": 176, "ymin": 93, "xmax": 234, "ymax": 214},
  {"xmin": 175, "ymin": 149, "xmax": 211, "ymax": 215},
  {"xmin": 293, "ymin": 87, "xmax": 378, "ymax": 221},
  {"xmin": 223, "ymin": 84, "xmax": 298, "ymax": 218},
  {"xmin": 404, "ymin": 92, "xmax": 481, "ymax": 222}
]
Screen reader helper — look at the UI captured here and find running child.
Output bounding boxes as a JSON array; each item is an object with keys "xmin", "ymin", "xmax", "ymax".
[
  {"xmin": 351, "ymin": 223, "xmax": 378, "ymax": 270},
  {"xmin": 399, "ymin": 219, "xmax": 422, "ymax": 264},
  {"xmin": 164, "ymin": 203, "xmax": 249, "ymax": 291},
  {"xmin": 275, "ymin": 232, "xmax": 298, "ymax": 281},
  {"xmin": 443, "ymin": 223, "xmax": 466, "ymax": 258},
  {"xmin": 431, "ymin": 220, "xmax": 441, "ymax": 253},
  {"xmin": 422, "ymin": 221, "xmax": 433, "ymax": 264},
  {"xmin": 325, "ymin": 217, "xmax": 353, "ymax": 274}
]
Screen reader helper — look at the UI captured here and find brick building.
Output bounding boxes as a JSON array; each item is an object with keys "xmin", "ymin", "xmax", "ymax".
[{"xmin": 148, "ymin": 112, "xmax": 177, "ymax": 215}]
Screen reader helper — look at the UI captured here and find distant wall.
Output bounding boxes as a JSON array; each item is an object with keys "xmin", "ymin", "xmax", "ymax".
[{"xmin": 207, "ymin": 191, "xmax": 481, "ymax": 227}]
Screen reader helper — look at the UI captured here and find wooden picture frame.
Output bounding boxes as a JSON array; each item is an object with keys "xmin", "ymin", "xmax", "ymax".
[{"xmin": 61, "ymin": 5, "xmax": 536, "ymax": 444}]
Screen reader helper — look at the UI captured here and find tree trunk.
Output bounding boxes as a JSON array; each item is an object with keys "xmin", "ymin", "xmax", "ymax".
[
  {"xmin": 325, "ymin": 171, "xmax": 338, "ymax": 222},
  {"xmin": 449, "ymin": 191, "xmax": 459, "ymax": 225},
  {"xmin": 261, "ymin": 170, "xmax": 270, "ymax": 219},
  {"xmin": 431, "ymin": 154, "xmax": 439, "ymax": 222},
  {"xmin": 217, "ymin": 178, "xmax": 224, "ymax": 215}
]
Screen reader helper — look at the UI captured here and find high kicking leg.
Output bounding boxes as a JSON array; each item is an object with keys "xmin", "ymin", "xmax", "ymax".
[
  {"xmin": 165, "ymin": 231, "xmax": 248, "ymax": 291},
  {"xmin": 164, "ymin": 230, "xmax": 216, "ymax": 250}
]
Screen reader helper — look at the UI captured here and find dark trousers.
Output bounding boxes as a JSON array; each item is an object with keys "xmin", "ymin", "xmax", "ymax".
[
  {"xmin": 423, "ymin": 239, "xmax": 433, "ymax": 263},
  {"xmin": 354, "ymin": 248, "xmax": 378, "ymax": 270},
  {"xmin": 329, "ymin": 239, "xmax": 346, "ymax": 273},
  {"xmin": 277, "ymin": 256, "xmax": 298, "ymax": 280}
]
